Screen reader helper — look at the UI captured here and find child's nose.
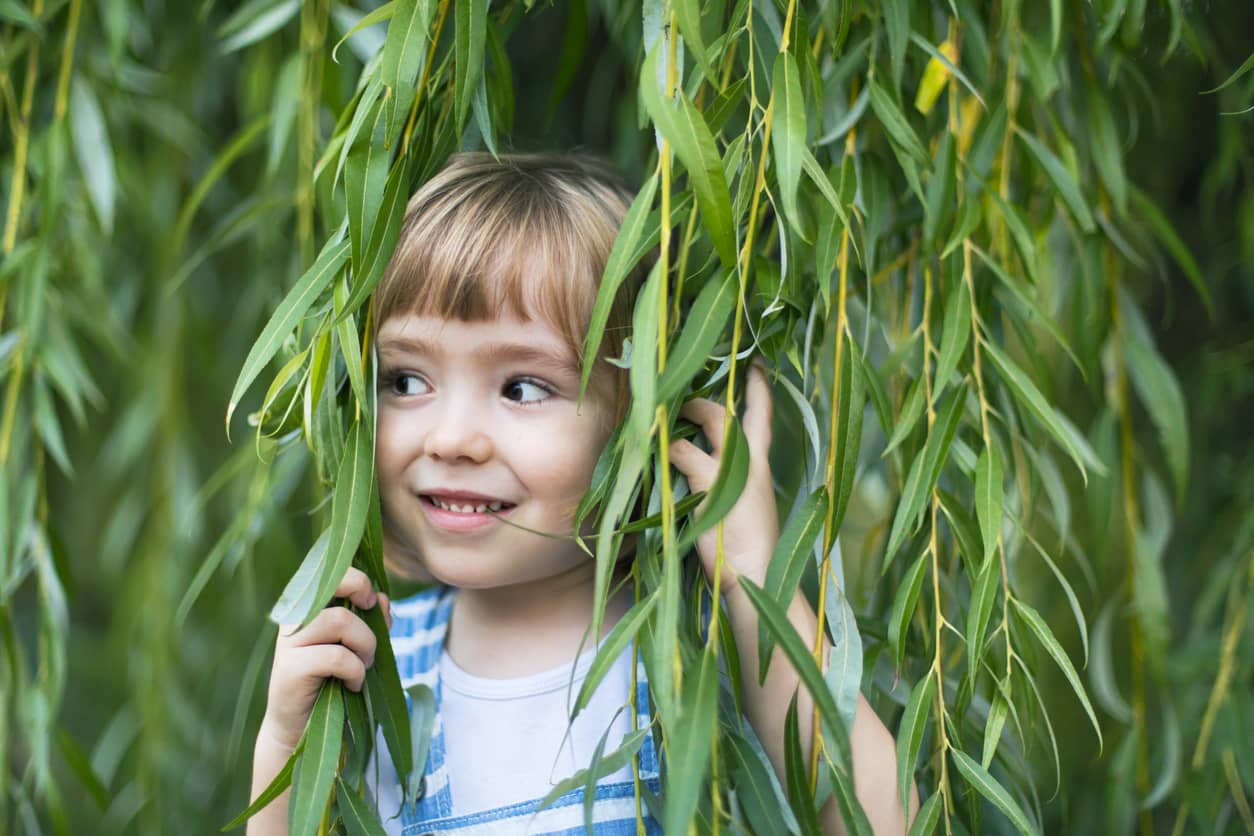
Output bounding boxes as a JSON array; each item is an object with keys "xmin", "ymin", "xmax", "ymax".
[{"xmin": 423, "ymin": 398, "xmax": 494, "ymax": 463}]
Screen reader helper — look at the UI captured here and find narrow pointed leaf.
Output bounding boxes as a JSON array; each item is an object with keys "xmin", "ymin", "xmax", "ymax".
[
  {"xmin": 975, "ymin": 444, "xmax": 1004, "ymax": 561},
  {"xmin": 888, "ymin": 550, "xmax": 928, "ymax": 672},
  {"xmin": 679, "ymin": 415, "xmax": 751, "ymax": 547},
  {"xmin": 933, "ymin": 278, "xmax": 971, "ymax": 399},
  {"xmin": 662, "ymin": 644, "xmax": 719, "ymax": 836},
  {"xmin": 454, "ymin": 0, "xmax": 487, "ymax": 129},
  {"xmin": 907, "ymin": 793, "xmax": 943, "ymax": 836},
  {"xmin": 658, "ymin": 269, "xmax": 735, "ymax": 403},
  {"xmin": 772, "ymin": 50, "xmax": 808, "ymax": 236},
  {"xmin": 965, "ymin": 551, "xmax": 1000, "ymax": 676},
  {"xmin": 1011, "ymin": 598, "xmax": 1103, "ymax": 746},
  {"xmin": 336, "ymin": 776, "xmax": 389, "ymax": 836},
  {"xmin": 951, "ymin": 749, "xmax": 1035, "ymax": 835},
  {"xmin": 1016, "ymin": 129, "xmax": 1096, "ymax": 233},
  {"xmin": 221, "ymin": 743, "xmax": 302, "ymax": 830},
  {"xmin": 869, "ymin": 79, "xmax": 929, "ymax": 167},
  {"xmin": 573, "ymin": 589, "xmax": 659, "ymax": 718},
  {"xmin": 884, "ymin": 389, "xmax": 965, "ymax": 566},
  {"xmin": 759, "ymin": 489, "xmax": 829, "ymax": 681},
  {"xmin": 289, "ymin": 682, "xmax": 345, "ymax": 836},
  {"xmin": 362, "ymin": 602, "xmax": 411, "ymax": 788},
  {"xmin": 897, "ymin": 673, "xmax": 934, "ymax": 812}
]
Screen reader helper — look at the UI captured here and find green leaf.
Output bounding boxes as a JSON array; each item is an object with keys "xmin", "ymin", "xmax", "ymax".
[
  {"xmin": 759, "ymin": 489, "xmax": 829, "ymax": 681},
  {"xmin": 868, "ymin": 79, "xmax": 929, "ymax": 168},
  {"xmin": 57, "ymin": 730, "xmax": 107, "ymax": 811},
  {"xmin": 738, "ymin": 579, "xmax": 853, "ymax": 773},
  {"xmin": 227, "ymin": 235, "xmax": 350, "ymax": 431},
  {"xmin": 345, "ymin": 105, "xmax": 390, "ymax": 282},
  {"xmin": 404, "ymin": 684, "xmax": 436, "ymax": 803},
  {"xmin": 941, "ymin": 197, "xmax": 982, "ymax": 259},
  {"xmin": 537, "ymin": 727, "xmax": 651, "ymax": 810},
  {"xmin": 1120, "ymin": 332, "xmax": 1190, "ymax": 495},
  {"xmin": 301, "ymin": 421, "xmax": 375, "ymax": 628},
  {"xmin": 1016, "ymin": 128, "xmax": 1096, "ymax": 233},
  {"xmin": 726, "ymin": 733, "xmax": 797, "ymax": 836},
  {"xmin": 658, "ymin": 268, "xmax": 735, "ymax": 403},
  {"xmin": 883, "ymin": 0, "xmax": 908, "ymax": 86},
  {"xmin": 884, "ymin": 389, "xmax": 965, "ymax": 566},
  {"xmin": 981, "ymin": 338, "xmax": 1104, "ymax": 481},
  {"xmin": 572, "ymin": 589, "xmax": 658, "ymax": 718},
  {"xmin": 334, "ymin": 285, "xmax": 368, "ymax": 414},
  {"xmin": 640, "ymin": 43, "xmax": 737, "ymax": 267},
  {"xmin": 829, "ymin": 761, "xmax": 874, "ymax": 836},
  {"xmin": 975, "ymin": 444, "xmax": 1004, "ymax": 561},
  {"xmin": 1087, "ymin": 86, "xmax": 1127, "ymax": 215},
  {"xmin": 830, "ymin": 335, "xmax": 866, "ymax": 534},
  {"xmin": 339, "ymin": 152, "xmax": 416, "ymax": 319},
  {"xmin": 662, "ymin": 644, "xmax": 719, "ymax": 836},
  {"xmin": 336, "ymin": 777, "xmax": 389, "ymax": 836},
  {"xmin": 1201, "ymin": 50, "xmax": 1254, "ymax": 94},
  {"xmin": 888, "ymin": 550, "xmax": 928, "ymax": 672},
  {"xmin": 69, "ymin": 78, "xmax": 116, "ymax": 234},
  {"xmin": 221, "ymin": 743, "xmax": 302, "ymax": 830},
  {"xmin": 270, "ymin": 529, "xmax": 332, "ymax": 626},
  {"xmin": 219, "ymin": 0, "xmax": 300, "ymax": 53},
  {"xmin": 784, "ymin": 697, "xmax": 823, "ymax": 836},
  {"xmin": 1011, "ymin": 598, "xmax": 1103, "ymax": 747},
  {"xmin": 882, "ymin": 375, "xmax": 926, "ymax": 458},
  {"xmin": 331, "ymin": 2, "xmax": 396, "ymax": 62},
  {"xmin": 289, "ymin": 682, "xmax": 344, "ymax": 836},
  {"xmin": 896, "ymin": 672, "xmax": 933, "ymax": 813},
  {"xmin": 1127, "ymin": 186, "xmax": 1212, "ymax": 316},
  {"xmin": 627, "ymin": 262, "xmax": 662, "ymax": 443},
  {"xmin": 362, "ymin": 603, "xmax": 412, "ymax": 791},
  {"xmin": 581, "ymin": 172, "xmax": 659, "ymax": 403},
  {"xmin": 673, "ymin": 0, "xmax": 716, "ymax": 85},
  {"xmin": 982, "ymin": 690, "xmax": 1010, "ymax": 768},
  {"xmin": 906, "ymin": 792, "xmax": 943, "ymax": 836},
  {"xmin": 933, "ymin": 277, "xmax": 970, "ymax": 399},
  {"xmin": 772, "ymin": 50, "xmax": 808, "ymax": 237},
  {"xmin": 380, "ymin": 0, "xmax": 433, "ymax": 143},
  {"xmin": 454, "ymin": 0, "xmax": 487, "ymax": 130},
  {"xmin": 679, "ymin": 414, "xmax": 751, "ymax": 548},
  {"xmin": 909, "ymin": 32, "xmax": 987, "ymax": 108},
  {"xmin": 965, "ymin": 551, "xmax": 1000, "ymax": 677},
  {"xmin": 266, "ymin": 55, "xmax": 303, "ymax": 176},
  {"xmin": 951, "ymin": 749, "xmax": 1035, "ymax": 835}
]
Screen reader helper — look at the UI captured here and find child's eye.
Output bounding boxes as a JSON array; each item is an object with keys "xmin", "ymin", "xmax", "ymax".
[
  {"xmin": 387, "ymin": 373, "xmax": 430, "ymax": 396},
  {"xmin": 502, "ymin": 378, "xmax": 552, "ymax": 405}
]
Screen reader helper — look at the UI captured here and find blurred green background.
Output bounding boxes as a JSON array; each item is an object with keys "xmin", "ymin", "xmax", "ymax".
[{"xmin": 2, "ymin": 0, "xmax": 1251, "ymax": 832}]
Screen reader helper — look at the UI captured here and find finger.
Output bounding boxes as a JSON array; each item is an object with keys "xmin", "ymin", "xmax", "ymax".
[
  {"xmin": 669, "ymin": 438, "xmax": 719, "ymax": 493},
  {"xmin": 333, "ymin": 566, "xmax": 377, "ymax": 609},
  {"xmin": 378, "ymin": 593, "xmax": 392, "ymax": 631},
  {"xmin": 679, "ymin": 398, "xmax": 726, "ymax": 455},
  {"xmin": 743, "ymin": 362, "xmax": 773, "ymax": 455},
  {"xmin": 280, "ymin": 606, "xmax": 377, "ymax": 667},
  {"xmin": 290, "ymin": 644, "xmax": 369, "ymax": 692}
]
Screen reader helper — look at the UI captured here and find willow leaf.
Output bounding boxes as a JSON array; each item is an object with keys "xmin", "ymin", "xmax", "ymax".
[
  {"xmin": 673, "ymin": 0, "xmax": 715, "ymax": 85},
  {"xmin": 572, "ymin": 589, "xmax": 658, "ymax": 718},
  {"xmin": 227, "ymin": 236, "xmax": 350, "ymax": 431},
  {"xmin": 883, "ymin": 389, "xmax": 964, "ymax": 567},
  {"xmin": 662, "ymin": 644, "xmax": 719, "ymax": 836},
  {"xmin": 380, "ymin": 0, "xmax": 431, "ymax": 143},
  {"xmin": 538, "ymin": 727, "xmax": 650, "ymax": 811},
  {"xmin": 888, "ymin": 550, "xmax": 928, "ymax": 672},
  {"xmin": 907, "ymin": 793, "xmax": 943, "ymax": 836},
  {"xmin": 965, "ymin": 551, "xmax": 1000, "ymax": 677},
  {"xmin": 219, "ymin": 0, "xmax": 300, "ymax": 53},
  {"xmin": 975, "ymin": 444, "xmax": 1003, "ymax": 561},
  {"xmin": 1200, "ymin": 50, "xmax": 1254, "ymax": 94},
  {"xmin": 345, "ymin": 104, "xmax": 389, "ymax": 276},
  {"xmin": 772, "ymin": 50, "xmax": 808, "ymax": 237},
  {"xmin": 981, "ymin": 338, "xmax": 1102, "ymax": 481},
  {"xmin": 270, "ymin": 529, "xmax": 332, "ymax": 626},
  {"xmin": 640, "ymin": 43, "xmax": 737, "ymax": 267},
  {"xmin": 727, "ymin": 732, "xmax": 798, "ymax": 836},
  {"xmin": 628, "ymin": 262, "xmax": 662, "ymax": 443},
  {"xmin": 1016, "ymin": 128, "xmax": 1096, "ymax": 233},
  {"xmin": 882, "ymin": 375, "xmax": 926, "ymax": 458},
  {"xmin": 336, "ymin": 776, "xmax": 389, "ymax": 836},
  {"xmin": 759, "ymin": 489, "xmax": 829, "ymax": 682},
  {"xmin": 339, "ymin": 149, "xmax": 414, "ymax": 321},
  {"xmin": 868, "ymin": 79, "xmax": 929, "ymax": 168},
  {"xmin": 784, "ymin": 697, "xmax": 822, "ymax": 836},
  {"xmin": 737, "ymin": 579, "xmax": 852, "ymax": 772},
  {"xmin": 679, "ymin": 415, "xmax": 750, "ymax": 548},
  {"xmin": 1011, "ymin": 598, "xmax": 1102, "ymax": 747},
  {"xmin": 362, "ymin": 602, "xmax": 411, "ymax": 788},
  {"xmin": 951, "ymin": 750, "xmax": 1035, "ymax": 835},
  {"xmin": 405, "ymin": 684, "xmax": 436, "ymax": 803},
  {"xmin": 831, "ymin": 335, "xmax": 865, "ymax": 534},
  {"xmin": 658, "ymin": 268, "xmax": 735, "ymax": 403},
  {"xmin": 896, "ymin": 672, "xmax": 933, "ymax": 813},
  {"xmin": 830, "ymin": 762, "xmax": 874, "ymax": 836},
  {"xmin": 220, "ymin": 743, "xmax": 302, "ymax": 830},
  {"xmin": 580, "ymin": 172, "xmax": 659, "ymax": 403},
  {"xmin": 1127, "ymin": 186, "xmax": 1212, "ymax": 316},
  {"xmin": 305, "ymin": 421, "xmax": 375, "ymax": 628},
  {"xmin": 883, "ymin": 0, "xmax": 908, "ymax": 86},
  {"xmin": 982, "ymin": 691, "xmax": 1010, "ymax": 768},
  {"xmin": 69, "ymin": 79, "xmax": 115, "ymax": 234},
  {"xmin": 454, "ymin": 0, "xmax": 487, "ymax": 129},
  {"xmin": 933, "ymin": 278, "xmax": 970, "ymax": 400},
  {"xmin": 1123, "ymin": 331, "xmax": 1189, "ymax": 502},
  {"xmin": 289, "ymin": 682, "xmax": 344, "ymax": 836}
]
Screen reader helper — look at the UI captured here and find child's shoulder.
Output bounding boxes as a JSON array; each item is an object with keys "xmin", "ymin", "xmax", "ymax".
[{"xmin": 388, "ymin": 584, "xmax": 456, "ymax": 636}]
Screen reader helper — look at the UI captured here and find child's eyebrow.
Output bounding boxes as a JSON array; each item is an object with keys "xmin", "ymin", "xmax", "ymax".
[{"xmin": 377, "ymin": 335, "xmax": 579, "ymax": 375}]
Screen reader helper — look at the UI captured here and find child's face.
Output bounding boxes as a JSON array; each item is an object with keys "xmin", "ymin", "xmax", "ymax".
[{"xmin": 375, "ymin": 311, "xmax": 615, "ymax": 593}]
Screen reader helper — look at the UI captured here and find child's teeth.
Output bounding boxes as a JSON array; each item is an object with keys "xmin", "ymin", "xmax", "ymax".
[{"xmin": 431, "ymin": 497, "xmax": 507, "ymax": 514}]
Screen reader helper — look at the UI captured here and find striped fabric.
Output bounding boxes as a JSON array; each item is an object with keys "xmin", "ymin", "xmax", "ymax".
[{"xmin": 386, "ymin": 586, "xmax": 663, "ymax": 835}]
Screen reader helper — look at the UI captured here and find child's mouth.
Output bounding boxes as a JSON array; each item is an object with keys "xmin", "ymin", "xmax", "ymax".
[{"xmin": 420, "ymin": 495, "xmax": 516, "ymax": 515}]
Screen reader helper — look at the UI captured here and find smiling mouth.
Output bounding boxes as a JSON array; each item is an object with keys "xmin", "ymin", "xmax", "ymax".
[{"xmin": 421, "ymin": 495, "xmax": 517, "ymax": 515}]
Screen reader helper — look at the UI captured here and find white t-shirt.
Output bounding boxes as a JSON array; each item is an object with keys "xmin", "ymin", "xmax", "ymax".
[
  {"xmin": 367, "ymin": 639, "xmax": 637, "ymax": 833},
  {"xmin": 438, "ymin": 640, "xmax": 635, "ymax": 817}
]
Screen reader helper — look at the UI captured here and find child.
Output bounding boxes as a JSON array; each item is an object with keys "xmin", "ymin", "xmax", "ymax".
[{"xmin": 248, "ymin": 152, "xmax": 914, "ymax": 834}]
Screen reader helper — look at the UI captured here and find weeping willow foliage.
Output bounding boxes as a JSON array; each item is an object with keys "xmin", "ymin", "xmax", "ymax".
[{"xmin": 2, "ymin": 0, "xmax": 1252, "ymax": 833}]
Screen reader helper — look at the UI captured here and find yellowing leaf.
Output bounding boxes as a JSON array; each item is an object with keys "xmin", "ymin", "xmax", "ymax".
[{"xmin": 914, "ymin": 39, "xmax": 958, "ymax": 115}]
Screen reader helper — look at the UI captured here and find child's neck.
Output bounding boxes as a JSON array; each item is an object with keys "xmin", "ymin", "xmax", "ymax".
[{"xmin": 444, "ymin": 566, "xmax": 632, "ymax": 679}]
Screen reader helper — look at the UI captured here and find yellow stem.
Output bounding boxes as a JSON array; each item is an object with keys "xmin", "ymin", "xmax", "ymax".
[
  {"xmin": 3, "ymin": 0, "xmax": 42, "ymax": 254},
  {"xmin": 401, "ymin": 0, "xmax": 452, "ymax": 154},
  {"xmin": 53, "ymin": 0, "xmax": 82, "ymax": 120}
]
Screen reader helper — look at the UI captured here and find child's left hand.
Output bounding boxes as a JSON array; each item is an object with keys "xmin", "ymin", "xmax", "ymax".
[{"xmin": 668, "ymin": 362, "xmax": 778, "ymax": 592}]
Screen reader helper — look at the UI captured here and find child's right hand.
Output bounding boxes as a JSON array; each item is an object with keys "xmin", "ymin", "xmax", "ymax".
[{"xmin": 256, "ymin": 567, "xmax": 392, "ymax": 753}]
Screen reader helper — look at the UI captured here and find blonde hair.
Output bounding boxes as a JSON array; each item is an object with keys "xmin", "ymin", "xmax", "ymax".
[{"xmin": 372, "ymin": 152, "xmax": 643, "ymax": 416}]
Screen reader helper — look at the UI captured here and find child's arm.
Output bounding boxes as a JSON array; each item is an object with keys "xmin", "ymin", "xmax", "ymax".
[
  {"xmin": 669, "ymin": 363, "xmax": 918, "ymax": 835},
  {"xmin": 247, "ymin": 568, "xmax": 389, "ymax": 836}
]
